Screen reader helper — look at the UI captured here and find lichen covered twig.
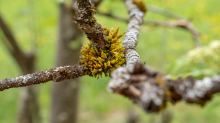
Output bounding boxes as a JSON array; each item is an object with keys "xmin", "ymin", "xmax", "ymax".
[
  {"xmin": 122, "ymin": 0, "xmax": 145, "ymax": 66},
  {"xmin": 75, "ymin": 0, "xmax": 106, "ymax": 49},
  {"xmin": 108, "ymin": 62, "xmax": 220, "ymax": 113},
  {"xmin": 0, "ymin": 64, "xmax": 85, "ymax": 91},
  {"xmin": 0, "ymin": 0, "xmax": 108, "ymax": 91},
  {"xmin": 80, "ymin": 27, "xmax": 126, "ymax": 78}
]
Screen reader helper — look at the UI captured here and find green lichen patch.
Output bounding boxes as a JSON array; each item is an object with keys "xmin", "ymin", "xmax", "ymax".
[{"xmin": 80, "ymin": 27, "xmax": 126, "ymax": 79}]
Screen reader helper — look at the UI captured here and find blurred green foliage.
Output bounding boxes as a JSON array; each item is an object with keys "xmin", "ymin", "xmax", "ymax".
[
  {"xmin": 0, "ymin": 0, "xmax": 220, "ymax": 123},
  {"xmin": 170, "ymin": 40, "xmax": 220, "ymax": 79}
]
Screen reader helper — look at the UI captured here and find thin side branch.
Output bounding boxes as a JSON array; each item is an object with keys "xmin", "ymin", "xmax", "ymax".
[
  {"xmin": 147, "ymin": 5, "xmax": 201, "ymax": 47},
  {"xmin": 153, "ymin": 19, "xmax": 201, "ymax": 47},
  {"xmin": 97, "ymin": 11, "xmax": 201, "ymax": 47},
  {"xmin": 0, "ymin": 64, "xmax": 85, "ymax": 91},
  {"xmin": 0, "ymin": 14, "xmax": 26, "ymax": 57},
  {"xmin": 0, "ymin": 13, "xmax": 36, "ymax": 74},
  {"xmin": 97, "ymin": 11, "xmax": 129, "ymax": 23},
  {"xmin": 75, "ymin": 0, "xmax": 106, "ymax": 49}
]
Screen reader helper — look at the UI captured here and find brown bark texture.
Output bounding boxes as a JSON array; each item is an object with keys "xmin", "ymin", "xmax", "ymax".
[{"xmin": 75, "ymin": 0, "xmax": 106, "ymax": 49}]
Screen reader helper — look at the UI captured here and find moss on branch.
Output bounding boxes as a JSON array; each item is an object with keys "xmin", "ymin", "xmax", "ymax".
[{"xmin": 80, "ymin": 27, "xmax": 125, "ymax": 79}]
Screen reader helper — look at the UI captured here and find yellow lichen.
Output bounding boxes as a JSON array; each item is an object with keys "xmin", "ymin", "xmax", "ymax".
[
  {"xmin": 80, "ymin": 27, "xmax": 126, "ymax": 79},
  {"xmin": 133, "ymin": 0, "xmax": 147, "ymax": 13}
]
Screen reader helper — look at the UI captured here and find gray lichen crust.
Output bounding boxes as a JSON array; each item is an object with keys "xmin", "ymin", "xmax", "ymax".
[
  {"xmin": 108, "ymin": 62, "xmax": 220, "ymax": 113},
  {"xmin": 0, "ymin": 64, "xmax": 85, "ymax": 91}
]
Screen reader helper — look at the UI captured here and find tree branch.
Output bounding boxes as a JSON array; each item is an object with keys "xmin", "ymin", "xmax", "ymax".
[
  {"xmin": 0, "ymin": 0, "xmax": 102, "ymax": 91},
  {"xmin": 71, "ymin": 0, "xmax": 103, "ymax": 11},
  {"xmin": 0, "ymin": 14, "xmax": 26, "ymax": 57},
  {"xmin": 0, "ymin": 13, "xmax": 36, "ymax": 73},
  {"xmin": 0, "ymin": 0, "xmax": 218, "ymax": 115},
  {"xmin": 0, "ymin": 64, "xmax": 85, "ymax": 91},
  {"xmin": 97, "ymin": 11, "xmax": 201, "ymax": 47},
  {"xmin": 151, "ymin": 19, "xmax": 201, "ymax": 47},
  {"xmin": 121, "ymin": 0, "xmax": 145, "ymax": 66},
  {"xmin": 74, "ymin": 0, "xmax": 106, "ymax": 49},
  {"xmin": 147, "ymin": 5, "xmax": 202, "ymax": 47},
  {"xmin": 107, "ymin": 0, "xmax": 218, "ymax": 113},
  {"xmin": 108, "ymin": 62, "xmax": 220, "ymax": 113}
]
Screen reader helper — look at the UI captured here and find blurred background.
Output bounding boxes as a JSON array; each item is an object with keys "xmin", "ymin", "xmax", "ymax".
[{"xmin": 0, "ymin": 0, "xmax": 220, "ymax": 123}]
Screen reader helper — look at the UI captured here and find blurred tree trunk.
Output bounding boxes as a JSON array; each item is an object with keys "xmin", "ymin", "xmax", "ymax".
[
  {"xmin": 18, "ymin": 0, "xmax": 41, "ymax": 122},
  {"xmin": 50, "ymin": 1, "xmax": 102, "ymax": 122},
  {"xmin": 18, "ymin": 55, "xmax": 41, "ymax": 123},
  {"xmin": 50, "ymin": 3, "xmax": 82, "ymax": 123},
  {"xmin": 0, "ymin": 14, "xmax": 41, "ymax": 123}
]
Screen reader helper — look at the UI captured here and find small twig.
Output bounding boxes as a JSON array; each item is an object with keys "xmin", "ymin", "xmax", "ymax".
[
  {"xmin": 147, "ymin": 5, "xmax": 201, "ymax": 47},
  {"xmin": 97, "ymin": 11, "xmax": 129, "ymax": 22},
  {"xmin": 75, "ymin": 0, "xmax": 106, "ymax": 49},
  {"xmin": 152, "ymin": 19, "xmax": 202, "ymax": 47},
  {"xmin": 0, "ymin": 14, "xmax": 26, "ymax": 57},
  {"xmin": 97, "ymin": 11, "xmax": 201, "ymax": 47},
  {"xmin": 0, "ymin": 64, "xmax": 85, "ymax": 91},
  {"xmin": 0, "ymin": 14, "xmax": 36, "ymax": 73}
]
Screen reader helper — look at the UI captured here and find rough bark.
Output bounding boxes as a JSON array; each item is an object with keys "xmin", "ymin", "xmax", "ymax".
[
  {"xmin": 109, "ymin": 62, "xmax": 220, "ymax": 113},
  {"xmin": 0, "ymin": 64, "xmax": 84, "ymax": 91},
  {"xmin": 18, "ymin": 70, "xmax": 41, "ymax": 123},
  {"xmin": 75, "ymin": 0, "xmax": 106, "ymax": 49},
  {"xmin": 0, "ymin": 14, "xmax": 41, "ymax": 123}
]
